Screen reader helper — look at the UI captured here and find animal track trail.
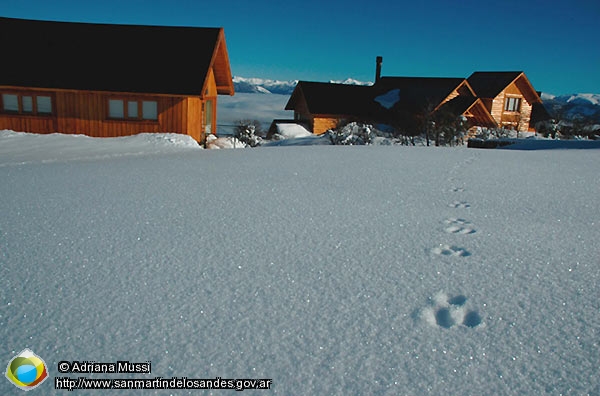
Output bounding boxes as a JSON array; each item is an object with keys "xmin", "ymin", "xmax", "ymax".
[
  {"xmin": 432, "ymin": 244, "xmax": 470, "ymax": 257},
  {"xmin": 449, "ymin": 201, "xmax": 471, "ymax": 209},
  {"xmin": 444, "ymin": 218, "xmax": 471, "ymax": 225},
  {"xmin": 444, "ymin": 225, "xmax": 476, "ymax": 234},
  {"xmin": 449, "ymin": 187, "xmax": 465, "ymax": 193},
  {"xmin": 421, "ymin": 292, "xmax": 483, "ymax": 329},
  {"xmin": 443, "ymin": 217, "xmax": 476, "ymax": 234}
]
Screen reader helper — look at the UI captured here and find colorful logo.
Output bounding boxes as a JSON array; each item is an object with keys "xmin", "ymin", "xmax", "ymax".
[{"xmin": 5, "ymin": 349, "xmax": 49, "ymax": 391}]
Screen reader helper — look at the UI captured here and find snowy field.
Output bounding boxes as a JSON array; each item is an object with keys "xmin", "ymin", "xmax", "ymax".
[{"xmin": 1, "ymin": 131, "xmax": 599, "ymax": 395}]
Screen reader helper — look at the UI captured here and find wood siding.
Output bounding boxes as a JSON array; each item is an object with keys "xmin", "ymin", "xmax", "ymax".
[
  {"xmin": 211, "ymin": 30, "xmax": 235, "ymax": 95},
  {"xmin": 0, "ymin": 86, "xmax": 212, "ymax": 142},
  {"xmin": 186, "ymin": 97, "xmax": 203, "ymax": 142},
  {"xmin": 487, "ymin": 81, "xmax": 534, "ymax": 132},
  {"xmin": 313, "ymin": 116, "xmax": 339, "ymax": 134},
  {"xmin": 0, "ymin": 114, "xmax": 56, "ymax": 133},
  {"xmin": 442, "ymin": 89, "xmax": 460, "ymax": 105}
]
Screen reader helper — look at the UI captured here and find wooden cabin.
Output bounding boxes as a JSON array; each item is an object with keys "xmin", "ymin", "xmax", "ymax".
[
  {"xmin": 0, "ymin": 17, "xmax": 234, "ymax": 143},
  {"xmin": 467, "ymin": 72, "xmax": 543, "ymax": 132},
  {"xmin": 285, "ymin": 81, "xmax": 373, "ymax": 134},
  {"xmin": 372, "ymin": 77, "xmax": 496, "ymax": 133},
  {"xmin": 285, "ymin": 77, "xmax": 496, "ymax": 135}
]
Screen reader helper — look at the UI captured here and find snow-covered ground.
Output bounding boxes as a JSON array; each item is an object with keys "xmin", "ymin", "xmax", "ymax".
[{"xmin": 1, "ymin": 131, "xmax": 599, "ymax": 395}]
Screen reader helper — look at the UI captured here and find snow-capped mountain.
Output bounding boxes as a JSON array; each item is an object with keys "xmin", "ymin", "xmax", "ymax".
[
  {"xmin": 232, "ymin": 77, "xmax": 298, "ymax": 95},
  {"xmin": 542, "ymin": 93, "xmax": 600, "ymax": 106},
  {"xmin": 233, "ymin": 76, "xmax": 371, "ymax": 95},
  {"xmin": 541, "ymin": 93, "xmax": 600, "ymax": 121},
  {"xmin": 329, "ymin": 78, "xmax": 372, "ymax": 86}
]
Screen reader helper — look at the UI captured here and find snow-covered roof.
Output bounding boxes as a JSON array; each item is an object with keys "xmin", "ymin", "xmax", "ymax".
[
  {"xmin": 374, "ymin": 89, "xmax": 401, "ymax": 109},
  {"xmin": 276, "ymin": 123, "xmax": 312, "ymax": 138}
]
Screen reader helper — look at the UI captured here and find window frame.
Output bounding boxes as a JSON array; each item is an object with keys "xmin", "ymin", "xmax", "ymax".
[
  {"xmin": 1, "ymin": 93, "xmax": 20, "ymax": 113},
  {"xmin": 0, "ymin": 92, "xmax": 54, "ymax": 116},
  {"xmin": 141, "ymin": 101, "xmax": 158, "ymax": 121},
  {"xmin": 36, "ymin": 96, "xmax": 53, "ymax": 114},
  {"xmin": 106, "ymin": 97, "xmax": 158, "ymax": 122},
  {"xmin": 21, "ymin": 95, "xmax": 34, "ymax": 113},
  {"xmin": 127, "ymin": 100, "xmax": 139, "ymax": 119},
  {"xmin": 504, "ymin": 96, "xmax": 522, "ymax": 113},
  {"xmin": 108, "ymin": 99, "xmax": 125, "ymax": 119},
  {"xmin": 203, "ymin": 98, "xmax": 215, "ymax": 134}
]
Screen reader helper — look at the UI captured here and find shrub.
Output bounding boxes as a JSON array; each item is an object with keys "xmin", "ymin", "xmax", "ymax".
[
  {"xmin": 234, "ymin": 119, "xmax": 263, "ymax": 147},
  {"xmin": 328, "ymin": 122, "xmax": 374, "ymax": 145}
]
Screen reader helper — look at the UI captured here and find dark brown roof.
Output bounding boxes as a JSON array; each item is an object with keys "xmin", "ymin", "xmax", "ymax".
[
  {"xmin": 285, "ymin": 77, "xmax": 487, "ymax": 130},
  {"xmin": 0, "ymin": 17, "xmax": 233, "ymax": 96},
  {"xmin": 286, "ymin": 78, "xmax": 471, "ymax": 116},
  {"xmin": 285, "ymin": 81, "xmax": 373, "ymax": 116},
  {"xmin": 437, "ymin": 95, "xmax": 478, "ymax": 115},
  {"xmin": 374, "ymin": 77, "xmax": 469, "ymax": 110},
  {"xmin": 531, "ymin": 102, "xmax": 552, "ymax": 124},
  {"xmin": 467, "ymin": 71, "xmax": 523, "ymax": 98}
]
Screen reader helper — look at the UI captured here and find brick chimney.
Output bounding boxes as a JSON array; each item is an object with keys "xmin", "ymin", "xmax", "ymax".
[{"xmin": 375, "ymin": 56, "xmax": 383, "ymax": 83}]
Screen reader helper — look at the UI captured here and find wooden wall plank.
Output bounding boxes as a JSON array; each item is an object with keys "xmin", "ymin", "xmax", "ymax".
[
  {"xmin": 313, "ymin": 117, "xmax": 338, "ymax": 134},
  {"xmin": 0, "ymin": 87, "xmax": 199, "ymax": 140},
  {"xmin": 186, "ymin": 97, "xmax": 202, "ymax": 142}
]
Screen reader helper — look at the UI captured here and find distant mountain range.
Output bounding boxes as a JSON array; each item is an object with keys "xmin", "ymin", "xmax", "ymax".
[
  {"xmin": 232, "ymin": 76, "xmax": 370, "ymax": 96},
  {"xmin": 540, "ymin": 93, "xmax": 600, "ymax": 122},
  {"xmin": 233, "ymin": 77, "xmax": 600, "ymax": 122},
  {"xmin": 232, "ymin": 77, "xmax": 298, "ymax": 95}
]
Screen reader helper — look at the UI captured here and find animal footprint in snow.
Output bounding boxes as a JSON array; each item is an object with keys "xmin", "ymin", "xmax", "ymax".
[
  {"xmin": 421, "ymin": 292, "xmax": 483, "ymax": 329},
  {"xmin": 444, "ymin": 218, "xmax": 471, "ymax": 226},
  {"xmin": 449, "ymin": 201, "xmax": 470, "ymax": 209},
  {"xmin": 444, "ymin": 225, "xmax": 476, "ymax": 234},
  {"xmin": 450, "ymin": 187, "xmax": 465, "ymax": 193},
  {"xmin": 444, "ymin": 218, "xmax": 476, "ymax": 234},
  {"xmin": 432, "ymin": 244, "xmax": 470, "ymax": 257}
]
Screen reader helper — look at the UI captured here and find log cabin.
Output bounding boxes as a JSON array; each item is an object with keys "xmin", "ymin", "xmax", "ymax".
[
  {"xmin": 467, "ymin": 71, "xmax": 543, "ymax": 132},
  {"xmin": 0, "ymin": 17, "xmax": 234, "ymax": 143},
  {"xmin": 371, "ymin": 77, "xmax": 497, "ymax": 134},
  {"xmin": 285, "ymin": 77, "xmax": 496, "ymax": 135},
  {"xmin": 285, "ymin": 58, "xmax": 553, "ymax": 137}
]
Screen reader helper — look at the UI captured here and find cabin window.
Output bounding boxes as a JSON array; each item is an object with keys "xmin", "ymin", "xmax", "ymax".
[
  {"xmin": 142, "ymin": 101, "xmax": 158, "ymax": 120},
  {"xmin": 1, "ymin": 93, "xmax": 53, "ymax": 115},
  {"xmin": 36, "ymin": 96, "xmax": 52, "ymax": 114},
  {"xmin": 22, "ymin": 96, "xmax": 33, "ymax": 113},
  {"xmin": 109, "ymin": 99, "xmax": 124, "ymax": 118},
  {"xmin": 127, "ymin": 101, "xmax": 138, "ymax": 118},
  {"xmin": 204, "ymin": 99, "xmax": 213, "ymax": 134},
  {"xmin": 2, "ymin": 94, "xmax": 19, "ymax": 112},
  {"xmin": 505, "ymin": 97, "xmax": 521, "ymax": 112},
  {"xmin": 107, "ymin": 99, "xmax": 157, "ymax": 121}
]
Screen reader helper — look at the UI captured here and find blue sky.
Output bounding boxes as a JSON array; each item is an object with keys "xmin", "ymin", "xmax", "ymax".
[{"xmin": 2, "ymin": 0, "xmax": 599, "ymax": 94}]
